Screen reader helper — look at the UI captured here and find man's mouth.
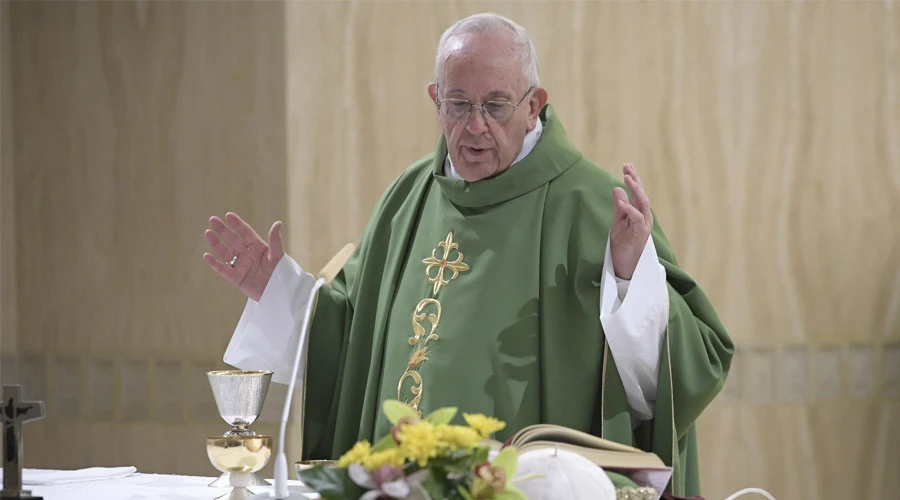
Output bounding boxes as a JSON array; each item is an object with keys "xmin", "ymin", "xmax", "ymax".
[{"xmin": 462, "ymin": 146, "xmax": 491, "ymax": 158}]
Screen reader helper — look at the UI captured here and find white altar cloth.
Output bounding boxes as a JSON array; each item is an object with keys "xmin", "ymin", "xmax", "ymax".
[{"xmin": 2, "ymin": 469, "xmax": 319, "ymax": 500}]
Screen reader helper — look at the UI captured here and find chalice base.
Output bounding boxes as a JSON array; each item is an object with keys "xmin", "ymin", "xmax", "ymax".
[
  {"xmin": 209, "ymin": 471, "xmax": 271, "ymax": 488},
  {"xmin": 213, "ymin": 486, "xmax": 253, "ymax": 500},
  {"xmin": 213, "ymin": 472, "xmax": 261, "ymax": 500}
]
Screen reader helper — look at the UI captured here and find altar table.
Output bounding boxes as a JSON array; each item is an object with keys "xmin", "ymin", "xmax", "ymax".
[{"xmin": 0, "ymin": 468, "xmax": 319, "ymax": 500}]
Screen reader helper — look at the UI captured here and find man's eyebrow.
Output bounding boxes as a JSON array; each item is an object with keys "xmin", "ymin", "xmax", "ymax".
[
  {"xmin": 485, "ymin": 91, "xmax": 514, "ymax": 100},
  {"xmin": 444, "ymin": 88, "xmax": 515, "ymax": 100}
]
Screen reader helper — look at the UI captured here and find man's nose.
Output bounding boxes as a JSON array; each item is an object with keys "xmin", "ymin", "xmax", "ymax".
[{"xmin": 465, "ymin": 105, "xmax": 489, "ymax": 134}]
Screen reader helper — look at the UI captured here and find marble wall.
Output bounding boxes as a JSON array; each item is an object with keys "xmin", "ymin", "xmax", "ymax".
[{"xmin": 1, "ymin": 1, "xmax": 897, "ymax": 498}]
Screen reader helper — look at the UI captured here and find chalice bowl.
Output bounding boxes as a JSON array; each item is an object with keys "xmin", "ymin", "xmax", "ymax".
[
  {"xmin": 207, "ymin": 434, "xmax": 273, "ymax": 500},
  {"xmin": 207, "ymin": 370, "xmax": 274, "ymax": 499}
]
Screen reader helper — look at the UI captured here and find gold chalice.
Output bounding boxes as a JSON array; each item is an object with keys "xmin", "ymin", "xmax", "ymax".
[
  {"xmin": 207, "ymin": 435, "xmax": 273, "ymax": 500},
  {"xmin": 207, "ymin": 370, "xmax": 274, "ymax": 497}
]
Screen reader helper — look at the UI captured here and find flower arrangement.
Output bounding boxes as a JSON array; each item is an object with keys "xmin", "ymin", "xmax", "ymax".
[{"xmin": 297, "ymin": 399, "xmax": 538, "ymax": 500}]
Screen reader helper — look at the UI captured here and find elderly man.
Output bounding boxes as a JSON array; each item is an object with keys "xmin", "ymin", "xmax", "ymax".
[{"xmin": 203, "ymin": 13, "xmax": 732, "ymax": 497}]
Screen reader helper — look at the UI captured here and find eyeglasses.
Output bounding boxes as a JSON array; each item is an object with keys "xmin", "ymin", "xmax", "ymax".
[{"xmin": 435, "ymin": 84, "xmax": 534, "ymax": 123}]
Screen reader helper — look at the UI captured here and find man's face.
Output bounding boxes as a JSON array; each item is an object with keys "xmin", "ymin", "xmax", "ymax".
[{"xmin": 427, "ymin": 32, "xmax": 548, "ymax": 182}]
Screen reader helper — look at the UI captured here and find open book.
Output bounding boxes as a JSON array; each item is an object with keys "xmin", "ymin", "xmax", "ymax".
[
  {"xmin": 495, "ymin": 423, "xmax": 665, "ymax": 470},
  {"xmin": 488, "ymin": 423, "xmax": 673, "ymax": 495}
]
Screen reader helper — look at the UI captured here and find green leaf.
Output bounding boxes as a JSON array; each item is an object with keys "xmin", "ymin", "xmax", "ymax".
[
  {"xmin": 471, "ymin": 446, "xmax": 489, "ymax": 464},
  {"xmin": 429, "ymin": 448, "xmax": 476, "ymax": 474},
  {"xmin": 419, "ymin": 467, "xmax": 465, "ymax": 500},
  {"xmin": 495, "ymin": 486, "xmax": 528, "ymax": 500},
  {"xmin": 425, "ymin": 406, "xmax": 458, "ymax": 425},
  {"xmin": 296, "ymin": 465, "xmax": 366, "ymax": 500},
  {"xmin": 457, "ymin": 485, "xmax": 476, "ymax": 500},
  {"xmin": 492, "ymin": 447, "xmax": 518, "ymax": 478},
  {"xmin": 383, "ymin": 399, "xmax": 420, "ymax": 424},
  {"xmin": 369, "ymin": 433, "xmax": 397, "ymax": 453}
]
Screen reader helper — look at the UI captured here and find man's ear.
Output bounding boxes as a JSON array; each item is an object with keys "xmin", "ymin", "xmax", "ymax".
[
  {"xmin": 528, "ymin": 87, "xmax": 549, "ymax": 128},
  {"xmin": 427, "ymin": 82, "xmax": 438, "ymax": 103}
]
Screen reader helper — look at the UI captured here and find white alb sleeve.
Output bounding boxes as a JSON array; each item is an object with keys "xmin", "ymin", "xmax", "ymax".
[
  {"xmin": 222, "ymin": 254, "xmax": 317, "ymax": 385},
  {"xmin": 598, "ymin": 235, "xmax": 668, "ymax": 422}
]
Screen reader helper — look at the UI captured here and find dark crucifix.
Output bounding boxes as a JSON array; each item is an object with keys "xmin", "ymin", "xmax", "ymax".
[{"xmin": 0, "ymin": 385, "xmax": 45, "ymax": 500}]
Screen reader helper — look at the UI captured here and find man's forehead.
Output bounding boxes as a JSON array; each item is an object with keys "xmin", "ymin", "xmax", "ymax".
[
  {"xmin": 438, "ymin": 32, "xmax": 524, "ymax": 96},
  {"xmin": 440, "ymin": 68, "xmax": 523, "ymax": 98},
  {"xmin": 444, "ymin": 36, "xmax": 466, "ymax": 54},
  {"xmin": 441, "ymin": 84, "xmax": 517, "ymax": 99},
  {"xmin": 443, "ymin": 32, "xmax": 516, "ymax": 59}
]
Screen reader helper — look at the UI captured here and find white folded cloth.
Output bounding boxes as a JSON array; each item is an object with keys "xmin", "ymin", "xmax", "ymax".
[
  {"xmin": 0, "ymin": 466, "xmax": 138, "ymax": 485},
  {"xmin": 514, "ymin": 448, "xmax": 616, "ymax": 499}
]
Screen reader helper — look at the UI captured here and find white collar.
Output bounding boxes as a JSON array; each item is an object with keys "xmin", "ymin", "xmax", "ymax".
[{"xmin": 444, "ymin": 118, "xmax": 544, "ymax": 180}]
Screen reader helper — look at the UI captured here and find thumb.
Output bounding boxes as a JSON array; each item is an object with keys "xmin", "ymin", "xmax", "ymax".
[{"xmin": 268, "ymin": 221, "xmax": 284, "ymax": 261}]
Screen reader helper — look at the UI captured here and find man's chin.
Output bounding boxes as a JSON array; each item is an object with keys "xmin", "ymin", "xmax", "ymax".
[{"xmin": 455, "ymin": 162, "xmax": 501, "ymax": 182}]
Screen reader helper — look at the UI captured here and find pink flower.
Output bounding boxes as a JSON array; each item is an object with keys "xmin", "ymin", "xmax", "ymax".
[{"xmin": 348, "ymin": 463, "xmax": 429, "ymax": 500}]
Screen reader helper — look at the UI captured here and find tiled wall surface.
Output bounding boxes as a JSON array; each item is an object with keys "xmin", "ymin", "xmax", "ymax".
[
  {"xmin": 5, "ymin": 341, "xmax": 894, "ymax": 430},
  {"xmin": 2, "ymin": 1, "xmax": 898, "ymax": 498},
  {"xmin": 720, "ymin": 342, "xmax": 900, "ymax": 404}
]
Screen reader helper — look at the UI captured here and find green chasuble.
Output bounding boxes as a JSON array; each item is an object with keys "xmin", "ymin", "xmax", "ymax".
[{"xmin": 302, "ymin": 104, "xmax": 733, "ymax": 497}]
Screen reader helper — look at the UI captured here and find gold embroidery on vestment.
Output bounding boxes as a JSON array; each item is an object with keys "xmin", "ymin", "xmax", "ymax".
[
  {"xmin": 396, "ymin": 232, "xmax": 469, "ymax": 412},
  {"xmin": 410, "ymin": 298, "xmax": 441, "ymax": 347},
  {"xmin": 397, "ymin": 299, "xmax": 441, "ymax": 412},
  {"xmin": 397, "ymin": 370, "xmax": 424, "ymax": 414},
  {"xmin": 422, "ymin": 232, "xmax": 470, "ymax": 296}
]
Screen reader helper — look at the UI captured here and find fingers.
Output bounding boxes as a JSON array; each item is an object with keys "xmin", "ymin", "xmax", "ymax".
[
  {"xmin": 612, "ymin": 187, "xmax": 629, "ymax": 218},
  {"xmin": 623, "ymin": 163, "xmax": 641, "ymax": 183},
  {"xmin": 268, "ymin": 221, "xmax": 284, "ymax": 261},
  {"xmin": 205, "ymin": 229, "xmax": 236, "ymax": 263},
  {"xmin": 209, "ymin": 216, "xmax": 247, "ymax": 255},
  {"xmin": 203, "ymin": 251, "xmax": 236, "ymax": 281},
  {"xmin": 622, "ymin": 163, "xmax": 652, "ymax": 221},
  {"xmin": 225, "ymin": 212, "xmax": 266, "ymax": 247},
  {"xmin": 612, "ymin": 187, "xmax": 644, "ymax": 225}
]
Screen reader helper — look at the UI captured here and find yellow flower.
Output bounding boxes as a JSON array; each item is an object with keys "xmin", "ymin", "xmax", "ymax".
[
  {"xmin": 337, "ymin": 440, "xmax": 371, "ymax": 467},
  {"xmin": 397, "ymin": 421, "xmax": 439, "ymax": 466},
  {"xmin": 435, "ymin": 425, "xmax": 483, "ymax": 452},
  {"xmin": 361, "ymin": 447, "xmax": 405, "ymax": 470},
  {"xmin": 463, "ymin": 413, "xmax": 506, "ymax": 438}
]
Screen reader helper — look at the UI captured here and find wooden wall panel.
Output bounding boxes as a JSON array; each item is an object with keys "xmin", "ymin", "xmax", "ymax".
[
  {"xmin": 1, "ymin": 0, "xmax": 17, "ymax": 363},
  {"xmin": 7, "ymin": 0, "xmax": 289, "ymax": 476}
]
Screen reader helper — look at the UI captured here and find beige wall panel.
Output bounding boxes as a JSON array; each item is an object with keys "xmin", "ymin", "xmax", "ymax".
[
  {"xmin": 698, "ymin": 397, "xmax": 900, "ymax": 499},
  {"xmin": 784, "ymin": 2, "xmax": 900, "ymax": 343},
  {"xmin": 870, "ymin": 401, "xmax": 900, "ymax": 497},
  {"xmin": 10, "ymin": 0, "xmax": 289, "ymax": 475},
  {"xmin": 12, "ymin": 0, "xmax": 286, "ymax": 357},
  {"xmin": 807, "ymin": 400, "xmax": 888, "ymax": 499},
  {"xmin": 285, "ymin": 1, "xmax": 445, "ymax": 269},
  {"xmin": 1, "ymin": 0, "xmax": 17, "ymax": 361},
  {"xmin": 697, "ymin": 403, "xmax": 821, "ymax": 499}
]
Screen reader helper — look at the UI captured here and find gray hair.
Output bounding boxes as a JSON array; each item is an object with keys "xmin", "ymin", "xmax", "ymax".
[{"xmin": 434, "ymin": 13, "xmax": 541, "ymax": 89}]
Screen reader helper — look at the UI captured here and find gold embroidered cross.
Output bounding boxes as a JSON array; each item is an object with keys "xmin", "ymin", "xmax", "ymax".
[{"xmin": 422, "ymin": 232, "xmax": 469, "ymax": 296}]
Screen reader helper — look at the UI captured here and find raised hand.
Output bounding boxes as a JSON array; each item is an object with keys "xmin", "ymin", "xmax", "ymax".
[
  {"xmin": 203, "ymin": 212, "xmax": 284, "ymax": 301},
  {"xmin": 610, "ymin": 163, "xmax": 653, "ymax": 280}
]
